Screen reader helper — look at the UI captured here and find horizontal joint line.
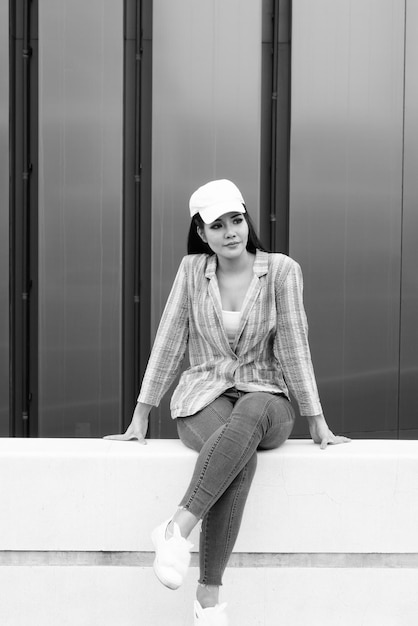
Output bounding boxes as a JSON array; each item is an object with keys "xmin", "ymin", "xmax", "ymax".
[{"xmin": 0, "ymin": 551, "xmax": 417, "ymax": 569}]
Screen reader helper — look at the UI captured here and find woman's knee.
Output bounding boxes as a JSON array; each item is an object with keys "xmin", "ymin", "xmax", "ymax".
[
  {"xmin": 234, "ymin": 393, "xmax": 295, "ymax": 448},
  {"xmin": 177, "ymin": 395, "xmax": 233, "ymax": 451},
  {"xmin": 235, "ymin": 392, "xmax": 290, "ymax": 424},
  {"xmin": 258, "ymin": 397, "xmax": 295, "ymax": 449},
  {"xmin": 235, "ymin": 392, "xmax": 274, "ymax": 416},
  {"xmin": 258, "ymin": 417, "xmax": 294, "ymax": 450}
]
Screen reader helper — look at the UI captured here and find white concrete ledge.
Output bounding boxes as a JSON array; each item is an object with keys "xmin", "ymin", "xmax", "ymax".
[
  {"xmin": 0, "ymin": 438, "xmax": 417, "ymax": 553},
  {"xmin": 1, "ymin": 437, "xmax": 417, "ymax": 625}
]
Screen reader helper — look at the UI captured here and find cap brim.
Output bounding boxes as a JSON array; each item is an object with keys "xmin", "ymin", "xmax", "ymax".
[{"xmin": 198, "ymin": 202, "xmax": 246, "ymax": 224}]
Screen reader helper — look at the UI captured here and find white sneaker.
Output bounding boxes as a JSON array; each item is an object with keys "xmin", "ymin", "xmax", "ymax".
[
  {"xmin": 194, "ymin": 600, "xmax": 229, "ymax": 626},
  {"xmin": 151, "ymin": 519, "xmax": 193, "ymax": 590}
]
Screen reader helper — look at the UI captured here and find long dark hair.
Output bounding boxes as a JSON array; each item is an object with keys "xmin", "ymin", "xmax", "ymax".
[{"xmin": 187, "ymin": 207, "xmax": 269, "ymax": 255}]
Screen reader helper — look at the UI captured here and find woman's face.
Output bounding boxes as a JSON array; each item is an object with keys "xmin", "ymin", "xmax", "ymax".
[{"xmin": 198, "ymin": 212, "xmax": 249, "ymax": 259}]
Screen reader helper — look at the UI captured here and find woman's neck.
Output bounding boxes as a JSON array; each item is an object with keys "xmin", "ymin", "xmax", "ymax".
[{"xmin": 216, "ymin": 250, "xmax": 255, "ymax": 276}]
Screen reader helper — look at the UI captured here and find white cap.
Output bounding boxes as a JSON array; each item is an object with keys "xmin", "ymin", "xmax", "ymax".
[{"xmin": 189, "ymin": 179, "xmax": 246, "ymax": 224}]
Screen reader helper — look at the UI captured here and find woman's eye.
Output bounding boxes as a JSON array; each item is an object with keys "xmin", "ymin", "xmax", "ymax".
[
  {"xmin": 233, "ymin": 217, "xmax": 243, "ymax": 224},
  {"xmin": 210, "ymin": 223, "xmax": 222, "ymax": 230}
]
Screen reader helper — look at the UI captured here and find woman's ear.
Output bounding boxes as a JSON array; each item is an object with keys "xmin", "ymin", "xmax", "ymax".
[{"xmin": 197, "ymin": 226, "xmax": 207, "ymax": 243}]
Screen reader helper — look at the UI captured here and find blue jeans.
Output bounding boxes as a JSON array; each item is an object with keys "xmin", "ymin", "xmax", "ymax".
[{"xmin": 176, "ymin": 389, "xmax": 295, "ymax": 586}]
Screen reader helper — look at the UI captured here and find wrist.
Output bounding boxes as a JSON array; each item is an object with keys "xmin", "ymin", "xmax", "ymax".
[
  {"xmin": 306, "ymin": 413, "xmax": 324, "ymax": 422},
  {"xmin": 135, "ymin": 402, "xmax": 153, "ymax": 417}
]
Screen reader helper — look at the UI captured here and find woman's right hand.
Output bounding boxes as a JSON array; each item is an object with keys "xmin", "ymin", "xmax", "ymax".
[{"xmin": 103, "ymin": 402, "xmax": 152, "ymax": 445}]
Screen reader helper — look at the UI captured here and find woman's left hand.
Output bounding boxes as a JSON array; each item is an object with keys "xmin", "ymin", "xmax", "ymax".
[{"xmin": 306, "ymin": 414, "xmax": 351, "ymax": 450}]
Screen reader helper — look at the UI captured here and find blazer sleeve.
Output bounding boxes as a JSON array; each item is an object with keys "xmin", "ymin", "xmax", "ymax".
[
  {"xmin": 137, "ymin": 257, "xmax": 190, "ymax": 407},
  {"xmin": 273, "ymin": 259, "xmax": 323, "ymax": 416}
]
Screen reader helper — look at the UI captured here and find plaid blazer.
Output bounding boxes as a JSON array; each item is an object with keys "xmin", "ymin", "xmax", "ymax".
[{"xmin": 138, "ymin": 250, "xmax": 322, "ymax": 418}]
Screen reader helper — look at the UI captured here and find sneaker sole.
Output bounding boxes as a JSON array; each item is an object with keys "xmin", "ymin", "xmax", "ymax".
[{"xmin": 152, "ymin": 557, "xmax": 181, "ymax": 590}]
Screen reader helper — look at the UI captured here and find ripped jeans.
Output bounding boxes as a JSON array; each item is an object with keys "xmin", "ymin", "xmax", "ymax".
[{"xmin": 176, "ymin": 389, "xmax": 295, "ymax": 586}]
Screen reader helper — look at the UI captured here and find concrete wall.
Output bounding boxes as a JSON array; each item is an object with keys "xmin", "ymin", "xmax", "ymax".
[{"xmin": 0, "ymin": 438, "xmax": 417, "ymax": 624}]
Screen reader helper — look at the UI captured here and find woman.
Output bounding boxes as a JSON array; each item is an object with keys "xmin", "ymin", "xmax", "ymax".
[{"xmin": 105, "ymin": 179, "xmax": 350, "ymax": 626}]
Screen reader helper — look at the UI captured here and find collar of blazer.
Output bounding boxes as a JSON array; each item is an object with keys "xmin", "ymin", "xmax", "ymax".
[{"xmin": 204, "ymin": 249, "xmax": 269, "ymax": 279}]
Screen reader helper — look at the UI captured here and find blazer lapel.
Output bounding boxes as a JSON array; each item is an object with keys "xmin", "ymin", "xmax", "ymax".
[
  {"xmin": 232, "ymin": 250, "xmax": 269, "ymax": 352},
  {"xmin": 205, "ymin": 256, "xmax": 234, "ymax": 353}
]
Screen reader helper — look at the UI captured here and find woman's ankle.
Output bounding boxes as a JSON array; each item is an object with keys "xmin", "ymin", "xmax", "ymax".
[
  {"xmin": 168, "ymin": 508, "xmax": 199, "ymax": 539},
  {"xmin": 196, "ymin": 583, "xmax": 220, "ymax": 608}
]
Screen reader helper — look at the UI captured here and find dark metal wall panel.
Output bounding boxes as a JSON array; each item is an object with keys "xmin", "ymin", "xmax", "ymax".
[
  {"xmin": 289, "ymin": 0, "xmax": 405, "ymax": 437},
  {"xmin": 37, "ymin": 0, "xmax": 123, "ymax": 437},
  {"xmin": 150, "ymin": 0, "xmax": 263, "ymax": 436},
  {"xmin": 400, "ymin": 1, "xmax": 418, "ymax": 438},
  {"xmin": 0, "ymin": 0, "xmax": 9, "ymax": 435}
]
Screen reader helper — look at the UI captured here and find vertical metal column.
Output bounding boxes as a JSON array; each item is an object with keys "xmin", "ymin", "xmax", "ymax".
[
  {"xmin": 261, "ymin": 0, "xmax": 292, "ymax": 253},
  {"xmin": 9, "ymin": 0, "xmax": 38, "ymax": 437},
  {"xmin": 0, "ymin": 0, "xmax": 9, "ymax": 435},
  {"xmin": 21, "ymin": 0, "xmax": 32, "ymax": 436},
  {"xmin": 133, "ymin": 0, "xmax": 143, "ymax": 407},
  {"xmin": 122, "ymin": 0, "xmax": 152, "ymax": 431}
]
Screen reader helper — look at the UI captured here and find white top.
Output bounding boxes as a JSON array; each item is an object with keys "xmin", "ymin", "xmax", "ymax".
[{"xmin": 222, "ymin": 309, "xmax": 242, "ymax": 344}]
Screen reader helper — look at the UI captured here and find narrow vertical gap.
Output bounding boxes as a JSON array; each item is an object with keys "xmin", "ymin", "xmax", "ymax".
[
  {"xmin": 273, "ymin": 0, "xmax": 292, "ymax": 254},
  {"xmin": 269, "ymin": 0, "xmax": 280, "ymax": 251},
  {"xmin": 259, "ymin": 0, "xmax": 274, "ymax": 248},
  {"xmin": 21, "ymin": 0, "xmax": 31, "ymax": 436},
  {"xmin": 260, "ymin": 0, "xmax": 291, "ymax": 254}
]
